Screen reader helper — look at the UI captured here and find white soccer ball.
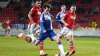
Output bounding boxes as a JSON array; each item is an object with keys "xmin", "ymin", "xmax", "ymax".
[{"xmin": 55, "ymin": 53, "xmax": 61, "ymax": 56}]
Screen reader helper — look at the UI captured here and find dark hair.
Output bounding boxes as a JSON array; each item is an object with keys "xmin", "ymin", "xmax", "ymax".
[
  {"xmin": 42, "ymin": 4, "xmax": 51, "ymax": 9},
  {"xmin": 61, "ymin": 5, "xmax": 66, "ymax": 7},
  {"xmin": 71, "ymin": 5, "xmax": 76, "ymax": 7},
  {"xmin": 35, "ymin": 0, "xmax": 41, "ymax": 2}
]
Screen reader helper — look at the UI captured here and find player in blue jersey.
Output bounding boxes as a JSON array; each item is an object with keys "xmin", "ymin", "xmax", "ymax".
[
  {"xmin": 55, "ymin": 5, "xmax": 66, "ymax": 29},
  {"xmin": 28, "ymin": 4, "xmax": 65, "ymax": 56},
  {"xmin": 55, "ymin": 5, "xmax": 67, "ymax": 39}
]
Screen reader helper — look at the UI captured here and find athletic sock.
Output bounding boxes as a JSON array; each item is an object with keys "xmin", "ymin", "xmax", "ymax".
[
  {"xmin": 58, "ymin": 41, "xmax": 65, "ymax": 55},
  {"xmin": 39, "ymin": 41, "xmax": 44, "ymax": 55},
  {"xmin": 69, "ymin": 41, "xmax": 74, "ymax": 52},
  {"xmin": 18, "ymin": 33, "xmax": 26, "ymax": 40}
]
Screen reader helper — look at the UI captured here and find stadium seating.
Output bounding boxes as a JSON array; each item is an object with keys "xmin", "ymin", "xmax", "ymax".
[{"xmin": 0, "ymin": 0, "xmax": 100, "ymax": 28}]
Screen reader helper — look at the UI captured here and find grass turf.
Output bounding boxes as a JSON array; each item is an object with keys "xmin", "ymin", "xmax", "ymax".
[{"xmin": 0, "ymin": 36, "xmax": 100, "ymax": 56}]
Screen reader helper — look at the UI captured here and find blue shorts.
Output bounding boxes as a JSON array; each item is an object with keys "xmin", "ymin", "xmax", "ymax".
[{"xmin": 37, "ymin": 30, "xmax": 56, "ymax": 40}]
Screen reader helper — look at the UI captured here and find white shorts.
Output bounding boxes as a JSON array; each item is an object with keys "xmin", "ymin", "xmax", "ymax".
[
  {"xmin": 58, "ymin": 27, "xmax": 73, "ymax": 37},
  {"xmin": 28, "ymin": 24, "xmax": 40, "ymax": 34},
  {"xmin": 7, "ymin": 26, "xmax": 10, "ymax": 29},
  {"xmin": 28, "ymin": 24, "xmax": 35, "ymax": 34}
]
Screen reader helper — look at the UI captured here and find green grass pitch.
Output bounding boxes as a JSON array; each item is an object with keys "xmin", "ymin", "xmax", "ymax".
[{"xmin": 0, "ymin": 36, "xmax": 100, "ymax": 56}]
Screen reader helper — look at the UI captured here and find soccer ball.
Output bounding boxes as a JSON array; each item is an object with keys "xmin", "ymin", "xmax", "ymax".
[{"xmin": 55, "ymin": 53, "xmax": 61, "ymax": 56}]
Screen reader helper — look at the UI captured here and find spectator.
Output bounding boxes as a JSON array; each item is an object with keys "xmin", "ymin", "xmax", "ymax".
[
  {"xmin": 17, "ymin": 12, "xmax": 25, "ymax": 21},
  {"xmin": 93, "ymin": 6, "xmax": 100, "ymax": 14}
]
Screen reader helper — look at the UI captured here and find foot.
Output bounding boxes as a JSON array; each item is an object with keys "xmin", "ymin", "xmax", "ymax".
[
  {"xmin": 40, "ymin": 54, "xmax": 48, "ymax": 56},
  {"xmin": 16, "ymin": 33, "xmax": 24, "ymax": 38},
  {"xmin": 25, "ymin": 36, "xmax": 32, "ymax": 43},
  {"xmin": 16, "ymin": 35, "xmax": 19, "ymax": 38},
  {"xmin": 65, "ymin": 52, "xmax": 69, "ymax": 56},
  {"xmin": 67, "ymin": 50, "xmax": 75, "ymax": 56}
]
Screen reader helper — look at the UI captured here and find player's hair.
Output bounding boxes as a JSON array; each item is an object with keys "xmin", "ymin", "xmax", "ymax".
[
  {"xmin": 61, "ymin": 5, "xmax": 66, "ymax": 7},
  {"xmin": 42, "ymin": 4, "xmax": 51, "ymax": 9},
  {"xmin": 71, "ymin": 5, "xmax": 76, "ymax": 7},
  {"xmin": 35, "ymin": 0, "xmax": 41, "ymax": 2}
]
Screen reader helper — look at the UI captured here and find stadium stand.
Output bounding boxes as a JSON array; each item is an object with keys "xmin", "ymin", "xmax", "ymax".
[{"xmin": 0, "ymin": 0, "xmax": 100, "ymax": 28}]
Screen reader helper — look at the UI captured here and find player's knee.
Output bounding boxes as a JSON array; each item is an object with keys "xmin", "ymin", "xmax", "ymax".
[
  {"xmin": 25, "ymin": 37, "xmax": 32, "ymax": 43},
  {"xmin": 67, "ymin": 35, "xmax": 73, "ymax": 39},
  {"xmin": 54, "ymin": 36, "xmax": 61, "ymax": 42},
  {"xmin": 34, "ymin": 43, "xmax": 38, "ymax": 46},
  {"xmin": 34, "ymin": 40, "xmax": 41, "ymax": 46}
]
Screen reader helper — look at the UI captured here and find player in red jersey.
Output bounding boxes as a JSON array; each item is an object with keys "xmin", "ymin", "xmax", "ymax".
[
  {"xmin": 17, "ymin": 0, "xmax": 47, "ymax": 56},
  {"xmin": 4, "ymin": 17, "xmax": 11, "ymax": 37},
  {"xmin": 59, "ymin": 5, "xmax": 76, "ymax": 56}
]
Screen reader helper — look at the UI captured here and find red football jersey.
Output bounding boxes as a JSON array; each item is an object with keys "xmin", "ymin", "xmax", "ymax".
[
  {"xmin": 30, "ymin": 5, "xmax": 41, "ymax": 24},
  {"xmin": 5, "ymin": 20, "xmax": 10, "ymax": 29},
  {"xmin": 64, "ymin": 10, "xmax": 76, "ymax": 29}
]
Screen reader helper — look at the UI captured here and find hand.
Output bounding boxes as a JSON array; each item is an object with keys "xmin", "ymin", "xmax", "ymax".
[
  {"xmin": 32, "ymin": 22, "xmax": 36, "ymax": 26},
  {"xmin": 43, "ymin": 30, "xmax": 46, "ymax": 33},
  {"xmin": 64, "ymin": 23, "xmax": 69, "ymax": 27}
]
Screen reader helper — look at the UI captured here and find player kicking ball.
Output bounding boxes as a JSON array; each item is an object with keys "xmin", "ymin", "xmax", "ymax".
[
  {"xmin": 26, "ymin": 4, "xmax": 65, "ymax": 56},
  {"xmin": 17, "ymin": 32, "xmax": 47, "ymax": 56}
]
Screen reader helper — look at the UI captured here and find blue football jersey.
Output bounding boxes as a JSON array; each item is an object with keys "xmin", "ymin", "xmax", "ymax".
[
  {"xmin": 55, "ymin": 11, "xmax": 66, "ymax": 29},
  {"xmin": 40, "ymin": 12, "xmax": 53, "ymax": 31}
]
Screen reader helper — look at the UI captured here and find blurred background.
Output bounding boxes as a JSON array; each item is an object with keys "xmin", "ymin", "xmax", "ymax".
[
  {"xmin": 0, "ymin": 0, "xmax": 100, "ymax": 36},
  {"xmin": 0, "ymin": 0, "xmax": 100, "ymax": 56}
]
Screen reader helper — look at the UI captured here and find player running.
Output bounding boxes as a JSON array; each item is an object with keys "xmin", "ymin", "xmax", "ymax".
[
  {"xmin": 55, "ymin": 5, "xmax": 66, "ymax": 29},
  {"xmin": 17, "ymin": 0, "xmax": 47, "ymax": 56},
  {"xmin": 59, "ymin": 5, "xmax": 76, "ymax": 56},
  {"xmin": 26, "ymin": 4, "xmax": 65, "ymax": 56}
]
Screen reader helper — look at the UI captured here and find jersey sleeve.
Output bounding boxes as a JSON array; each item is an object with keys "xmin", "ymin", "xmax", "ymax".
[
  {"xmin": 64, "ymin": 12, "xmax": 68, "ymax": 19},
  {"xmin": 40, "ymin": 14, "xmax": 45, "ymax": 31},
  {"xmin": 30, "ymin": 7, "xmax": 36, "ymax": 14},
  {"xmin": 55, "ymin": 13, "xmax": 61, "ymax": 22}
]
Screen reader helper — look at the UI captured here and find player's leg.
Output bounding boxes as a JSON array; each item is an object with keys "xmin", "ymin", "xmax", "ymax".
[
  {"xmin": 33, "ymin": 25, "xmax": 40, "ymax": 33},
  {"xmin": 8, "ymin": 28, "xmax": 11, "ymax": 37},
  {"xmin": 53, "ymin": 36, "xmax": 65, "ymax": 56},
  {"xmin": 57, "ymin": 27, "xmax": 68, "ymax": 39},
  {"xmin": 17, "ymin": 32, "xmax": 41, "ymax": 46},
  {"xmin": 34, "ymin": 26, "xmax": 46, "ymax": 56},
  {"xmin": 29, "ymin": 24, "xmax": 35, "ymax": 34},
  {"xmin": 24, "ymin": 34, "xmax": 47, "ymax": 56},
  {"xmin": 16, "ymin": 23, "xmax": 35, "ymax": 40},
  {"xmin": 5, "ymin": 28, "xmax": 10, "ymax": 37},
  {"xmin": 49, "ymin": 30, "xmax": 65, "ymax": 56},
  {"xmin": 66, "ymin": 30, "xmax": 75, "ymax": 56},
  {"xmin": 17, "ymin": 33, "xmax": 39, "ymax": 45},
  {"xmin": 27, "ymin": 23, "xmax": 31, "ymax": 34},
  {"xmin": 26, "ymin": 32, "xmax": 47, "ymax": 55},
  {"xmin": 17, "ymin": 27, "xmax": 46, "ymax": 56},
  {"xmin": 17, "ymin": 32, "xmax": 26, "ymax": 40},
  {"xmin": 5, "ymin": 29, "xmax": 7, "ymax": 36},
  {"xmin": 33, "ymin": 32, "xmax": 48, "ymax": 46},
  {"xmin": 35, "ymin": 32, "xmax": 48, "ymax": 56},
  {"xmin": 17, "ymin": 28, "xmax": 45, "ymax": 53},
  {"xmin": 39, "ymin": 40, "xmax": 45, "ymax": 55}
]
